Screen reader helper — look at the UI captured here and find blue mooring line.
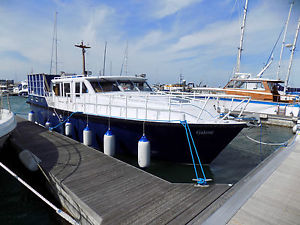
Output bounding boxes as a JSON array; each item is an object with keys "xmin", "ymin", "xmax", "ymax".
[
  {"xmin": 49, "ymin": 111, "xmax": 82, "ymax": 131},
  {"xmin": 180, "ymin": 120, "xmax": 207, "ymax": 185}
]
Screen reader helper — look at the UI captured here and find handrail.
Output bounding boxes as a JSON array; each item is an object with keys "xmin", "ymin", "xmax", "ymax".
[{"xmin": 50, "ymin": 91, "xmax": 251, "ymax": 124}]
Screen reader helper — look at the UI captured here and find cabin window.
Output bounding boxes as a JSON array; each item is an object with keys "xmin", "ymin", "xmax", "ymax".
[
  {"xmin": 82, "ymin": 83, "xmax": 88, "ymax": 93},
  {"xmin": 226, "ymin": 81, "xmax": 265, "ymax": 90},
  {"xmin": 90, "ymin": 81, "xmax": 104, "ymax": 92},
  {"xmin": 133, "ymin": 82, "xmax": 152, "ymax": 91},
  {"xmin": 231, "ymin": 81, "xmax": 246, "ymax": 89},
  {"xmin": 64, "ymin": 83, "xmax": 70, "ymax": 97},
  {"xmin": 117, "ymin": 80, "xmax": 135, "ymax": 91},
  {"xmin": 90, "ymin": 81, "xmax": 118, "ymax": 92},
  {"xmin": 75, "ymin": 82, "xmax": 80, "ymax": 93},
  {"xmin": 53, "ymin": 83, "xmax": 60, "ymax": 96},
  {"xmin": 268, "ymin": 83, "xmax": 278, "ymax": 93}
]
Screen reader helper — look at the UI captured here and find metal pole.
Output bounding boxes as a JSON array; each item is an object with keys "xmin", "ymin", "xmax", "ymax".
[
  {"xmin": 55, "ymin": 12, "xmax": 58, "ymax": 75},
  {"xmin": 284, "ymin": 18, "xmax": 300, "ymax": 94},
  {"xmin": 236, "ymin": 0, "xmax": 248, "ymax": 74},
  {"xmin": 103, "ymin": 41, "xmax": 107, "ymax": 76},
  {"xmin": 277, "ymin": 2, "xmax": 294, "ymax": 80},
  {"xmin": 0, "ymin": 162, "xmax": 80, "ymax": 225}
]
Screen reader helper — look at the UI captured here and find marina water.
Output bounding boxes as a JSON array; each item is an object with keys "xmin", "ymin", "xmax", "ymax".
[{"xmin": 0, "ymin": 96, "xmax": 293, "ymax": 224}]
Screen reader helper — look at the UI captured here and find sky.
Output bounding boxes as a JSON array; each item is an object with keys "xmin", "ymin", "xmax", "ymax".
[{"xmin": 0, "ymin": 0, "xmax": 300, "ymax": 87}]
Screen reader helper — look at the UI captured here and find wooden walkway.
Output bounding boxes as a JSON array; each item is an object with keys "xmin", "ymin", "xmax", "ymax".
[
  {"xmin": 198, "ymin": 128, "xmax": 300, "ymax": 225},
  {"xmin": 11, "ymin": 117, "xmax": 231, "ymax": 225},
  {"xmin": 227, "ymin": 133, "xmax": 300, "ymax": 225}
]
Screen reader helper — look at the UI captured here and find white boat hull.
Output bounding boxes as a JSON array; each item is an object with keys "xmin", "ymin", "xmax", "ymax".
[{"xmin": 0, "ymin": 109, "xmax": 17, "ymax": 149}]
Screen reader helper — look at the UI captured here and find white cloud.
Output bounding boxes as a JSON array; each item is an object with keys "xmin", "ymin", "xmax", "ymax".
[{"xmin": 153, "ymin": 0, "xmax": 202, "ymax": 18}]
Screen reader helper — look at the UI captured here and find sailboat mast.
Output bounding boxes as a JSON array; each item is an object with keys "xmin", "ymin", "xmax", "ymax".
[
  {"xmin": 277, "ymin": 2, "xmax": 294, "ymax": 80},
  {"xmin": 55, "ymin": 12, "xmax": 58, "ymax": 75},
  {"xmin": 124, "ymin": 41, "xmax": 128, "ymax": 76},
  {"xmin": 284, "ymin": 18, "xmax": 300, "ymax": 94},
  {"xmin": 50, "ymin": 12, "xmax": 58, "ymax": 75},
  {"xmin": 236, "ymin": 0, "xmax": 248, "ymax": 74},
  {"xmin": 103, "ymin": 41, "xmax": 107, "ymax": 76}
]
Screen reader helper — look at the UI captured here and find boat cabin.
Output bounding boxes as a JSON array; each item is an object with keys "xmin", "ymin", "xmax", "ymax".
[
  {"xmin": 51, "ymin": 75, "xmax": 152, "ymax": 98},
  {"xmin": 223, "ymin": 77, "xmax": 296, "ymax": 103}
]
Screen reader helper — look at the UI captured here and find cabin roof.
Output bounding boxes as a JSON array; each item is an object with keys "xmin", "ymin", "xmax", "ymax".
[
  {"xmin": 52, "ymin": 75, "xmax": 147, "ymax": 83},
  {"xmin": 230, "ymin": 78, "xmax": 284, "ymax": 83},
  {"xmin": 87, "ymin": 76, "xmax": 147, "ymax": 82}
]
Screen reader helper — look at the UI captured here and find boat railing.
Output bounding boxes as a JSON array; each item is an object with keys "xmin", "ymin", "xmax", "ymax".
[
  {"xmin": 273, "ymin": 93, "xmax": 300, "ymax": 104},
  {"xmin": 53, "ymin": 75, "xmax": 84, "ymax": 80},
  {"xmin": 49, "ymin": 91, "xmax": 251, "ymax": 123}
]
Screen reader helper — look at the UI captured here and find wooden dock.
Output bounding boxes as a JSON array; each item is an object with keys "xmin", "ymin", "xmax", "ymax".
[
  {"xmin": 10, "ymin": 117, "xmax": 232, "ymax": 225},
  {"xmin": 200, "ymin": 129, "xmax": 300, "ymax": 225},
  {"xmin": 227, "ymin": 133, "xmax": 300, "ymax": 225}
]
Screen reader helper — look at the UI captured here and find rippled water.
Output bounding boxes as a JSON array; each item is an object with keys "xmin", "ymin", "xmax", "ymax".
[{"xmin": 0, "ymin": 96, "xmax": 294, "ymax": 224}]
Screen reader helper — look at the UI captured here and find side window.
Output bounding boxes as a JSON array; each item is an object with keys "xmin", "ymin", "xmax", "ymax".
[
  {"xmin": 53, "ymin": 84, "xmax": 60, "ymax": 96},
  {"xmin": 64, "ymin": 83, "xmax": 70, "ymax": 97},
  {"xmin": 75, "ymin": 82, "xmax": 80, "ymax": 97},
  {"xmin": 82, "ymin": 83, "xmax": 88, "ymax": 93}
]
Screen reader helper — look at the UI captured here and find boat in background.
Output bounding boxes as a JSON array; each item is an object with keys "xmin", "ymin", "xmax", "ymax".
[
  {"xmin": 12, "ymin": 80, "xmax": 28, "ymax": 97},
  {"xmin": 18, "ymin": 80, "xmax": 28, "ymax": 97},
  {"xmin": 192, "ymin": 1, "xmax": 300, "ymax": 126}
]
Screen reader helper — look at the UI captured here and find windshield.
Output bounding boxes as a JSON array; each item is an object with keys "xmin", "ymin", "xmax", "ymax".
[
  {"xmin": 90, "ymin": 80, "xmax": 152, "ymax": 92},
  {"xmin": 90, "ymin": 81, "xmax": 119, "ymax": 93}
]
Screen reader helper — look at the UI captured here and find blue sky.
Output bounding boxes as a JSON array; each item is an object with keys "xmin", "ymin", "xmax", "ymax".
[{"xmin": 0, "ymin": 0, "xmax": 300, "ymax": 87}]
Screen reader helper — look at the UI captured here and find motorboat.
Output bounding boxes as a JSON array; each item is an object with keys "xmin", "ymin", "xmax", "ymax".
[
  {"xmin": 26, "ymin": 72, "xmax": 247, "ymax": 164},
  {"xmin": 0, "ymin": 108, "xmax": 17, "ymax": 148}
]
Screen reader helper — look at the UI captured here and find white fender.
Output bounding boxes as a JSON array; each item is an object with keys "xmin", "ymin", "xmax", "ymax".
[
  {"xmin": 83, "ymin": 125, "xmax": 92, "ymax": 146},
  {"xmin": 65, "ymin": 121, "xmax": 72, "ymax": 136},
  {"xmin": 138, "ymin": 135, "xmax": 151, "ymax": 168},
  {"xmin": 28, "ymin": 111, "xmax": 35, "ymax": 122},
  {"xmin": 103, "ymin": 130, "xmax": 116, "ymax": 156}
]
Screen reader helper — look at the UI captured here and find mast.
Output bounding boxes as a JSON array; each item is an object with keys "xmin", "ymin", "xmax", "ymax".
[
  {"xmin": 55, "ymin": 12, "xmax": 58, "ymax": 75},
  {"xmin": 235, "ymin": 0, "xmax": 248, "ymax": 74},
  {"xmin": 120, "ymin": 41, "xmax": 128, "ymax": 76},
  {"xmin": 75, "ymin": 41, "xmax": 91, "ymax": 76},
  {"xmin": 284, "ymin": 18, "xmax": 300, "ymax": 94},
  {"xmin": 124, "ymin": 41, "xmax": 128, "ymax": 76},
  {"xmin": 277, "ymin": 2, "xmax": 294, "ymax": 80},
  {"xmin": 103, "ymin": 41, "xmax": 107, "ymax": 76},
  {"xmin": 50, "ymin": 12, "xmax": 58, "ymax": 75}
]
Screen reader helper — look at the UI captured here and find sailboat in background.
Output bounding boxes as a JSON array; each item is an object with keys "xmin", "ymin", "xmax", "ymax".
[{"xmin": 193, "ymin": 0, "xmax": 300, "ymax": 126}]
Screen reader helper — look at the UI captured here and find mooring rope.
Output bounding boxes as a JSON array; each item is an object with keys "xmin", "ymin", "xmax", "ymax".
[
  {"xmin": 180, "ymin": 120, "xmax": 208, "ymax": 186},
  {"xmin": 49, "ymin": 111, "xmax": 82, "ymax": 131},
  {"xmin": 241, "ymin": 125, "xmax": 288, "ymax": 146}
]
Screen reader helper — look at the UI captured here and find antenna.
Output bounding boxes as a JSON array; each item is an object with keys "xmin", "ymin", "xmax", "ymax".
[
  {"xmin": 110, "ymin": 61, "xmax": 112, "ymax": 76},
  {"xmin": 120, "ymin": 41, "xmax": 128, "ymax": 76},
  {"xmin": 50, "ymin": 12, "xmax": 58, "ymax": 75},
  {"xmin": 124, "ymin": 41, "xmax": 128, "ymax": 76},
  {"xmin": 284, "ymin": 17, "xmax": 300, "ymax": 94},
  {"xmin": 75, "ymin": 41, "xmax": 91, "ymax": 76},
  {"xmin": 235, "ymin": 0, "xmax": 248, "ymax": 74},
  {"xmin": 103, "ymin": 41, "xmax": 107, "ymax": 76},
  {"xmin": 277, "ymin": 2, "xmax": 294, "ymax": 80}
]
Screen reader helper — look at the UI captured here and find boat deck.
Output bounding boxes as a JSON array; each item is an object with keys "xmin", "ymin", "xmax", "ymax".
[{"xmin": 10, "ymin": 117, "xmax": 231, "ymax": 225}]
